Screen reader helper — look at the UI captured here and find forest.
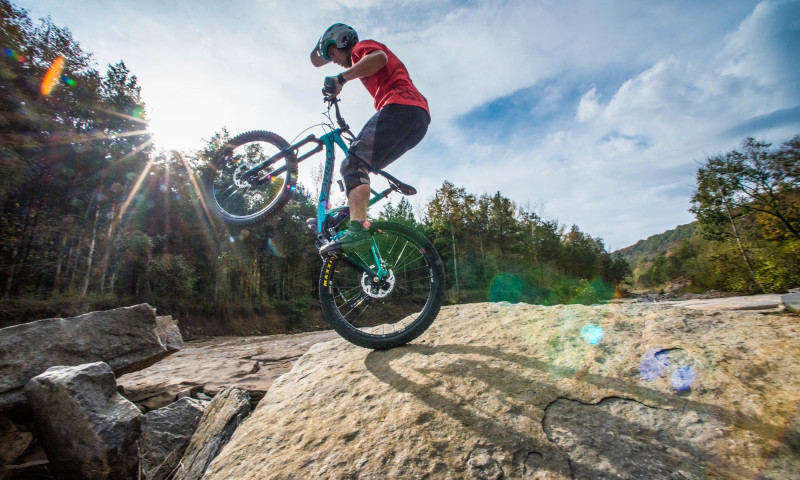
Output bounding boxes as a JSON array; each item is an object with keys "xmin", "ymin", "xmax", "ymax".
[{"xmin": 2, "ymin": 2, "xmax": 797, "ymax": 333}]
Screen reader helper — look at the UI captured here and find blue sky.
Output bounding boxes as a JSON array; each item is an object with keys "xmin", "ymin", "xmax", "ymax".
[{"xmin": 15, "ymin": 0, "xmax": 800, "ymax": 250}]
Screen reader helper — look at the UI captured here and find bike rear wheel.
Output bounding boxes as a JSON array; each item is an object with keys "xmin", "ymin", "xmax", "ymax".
[
  {"xmin": 203, "ymin": 130, "xmax": 298, "ymax": 226},
  {"xmin": 319, "ymin": 221, "xmax": 444, "ymax": 350}
]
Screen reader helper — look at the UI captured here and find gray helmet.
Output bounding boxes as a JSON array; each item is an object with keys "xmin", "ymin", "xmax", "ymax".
[{"xmin": 310, "ymin": 23, "xmax": 358, "ymax": 67}]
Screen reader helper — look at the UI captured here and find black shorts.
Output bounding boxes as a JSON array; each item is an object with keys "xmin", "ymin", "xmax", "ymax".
[{"xmin": 340, "ymin": 104, "xmax": 430, "ymax": 193}]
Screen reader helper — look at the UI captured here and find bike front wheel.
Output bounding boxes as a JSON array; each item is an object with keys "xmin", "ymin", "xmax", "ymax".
[
  {"xmin": 202, "ymin": 130, "xmax": 298, "ymax": 226},
  {"xmin": 319, "ymin": 221, "xmax": 445, "ymax": 350}
]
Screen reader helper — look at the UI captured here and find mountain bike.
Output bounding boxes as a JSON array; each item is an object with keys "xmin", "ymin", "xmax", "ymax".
[{"xmin": 201, "ymin": 97, "xmax": 444, "ymax": 350}]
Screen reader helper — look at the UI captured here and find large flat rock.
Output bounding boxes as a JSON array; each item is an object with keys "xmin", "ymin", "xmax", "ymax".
[
  {"xmin": 661, "ymin": 293, "xmax": 784, "ymax": 311},
  {"xmin": 204, "ymin": 302, "xmax": 800, "ymax": 480},
  {"xmin": 117, "ymin": 330, "xmax": 338, "ymax": 411}
]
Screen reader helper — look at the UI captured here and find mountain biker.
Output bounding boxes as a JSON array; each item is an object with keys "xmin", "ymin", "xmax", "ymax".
[{"xmin": 310, "ymin": 23, "xmax": 430, "ymax": 255}]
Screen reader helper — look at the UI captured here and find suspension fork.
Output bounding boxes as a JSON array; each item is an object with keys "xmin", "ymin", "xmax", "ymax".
[{"xmin": 368, "ymin": 237, "xmax": 387, "ymax": 280}]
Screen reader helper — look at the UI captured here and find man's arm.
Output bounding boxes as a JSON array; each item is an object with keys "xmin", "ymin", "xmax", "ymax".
[
  {"xmin": 324, "ymin": 49, "xmax": 388, "ymax": 96},
  {"xmin": 341, "ymin": 50, "xmax": 388, "ymax": 82}
]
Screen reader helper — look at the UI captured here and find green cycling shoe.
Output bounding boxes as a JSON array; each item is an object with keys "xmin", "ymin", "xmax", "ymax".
[{"xmin": 319, "ymin": 221, "xmax": 372, "ymax": 256}]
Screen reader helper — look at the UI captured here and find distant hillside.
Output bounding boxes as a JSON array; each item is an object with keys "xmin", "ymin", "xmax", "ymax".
[{"xmin": 615, "ymin": 223, "xmax": 698, "ymax": 265}]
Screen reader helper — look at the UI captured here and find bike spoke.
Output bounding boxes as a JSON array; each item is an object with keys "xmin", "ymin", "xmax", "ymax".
[{"xmin": 204, "ymin": 132, "xmax": 297, "ymax": 223}]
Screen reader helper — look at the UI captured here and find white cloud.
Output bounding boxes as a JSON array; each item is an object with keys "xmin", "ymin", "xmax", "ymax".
[
  {"xmin": 720, "ymin": 0, "xmax": 800, "ymax": 97},
  {"xmin": 576, "ymin": 87, "xmax": 601, "ymax": 122}
]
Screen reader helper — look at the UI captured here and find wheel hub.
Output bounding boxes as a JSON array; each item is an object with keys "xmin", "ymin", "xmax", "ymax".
[
  {"xmin": 361, "ymin": 270, "xmax": 395, "ymax": 298},
  {"xmin": 232, "ymin": 160, "xmax": 256, "ymax": 188}
]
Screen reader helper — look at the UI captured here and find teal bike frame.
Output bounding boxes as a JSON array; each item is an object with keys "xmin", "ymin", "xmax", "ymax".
[{"xmin": 273, "ymin": 98, "xmax": 413, "ymax": 281}]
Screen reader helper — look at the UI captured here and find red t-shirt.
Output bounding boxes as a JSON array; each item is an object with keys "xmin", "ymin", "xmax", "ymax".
[{"xmin": 350, "ymin": 40, "xmax": 429, "ymax": 115}]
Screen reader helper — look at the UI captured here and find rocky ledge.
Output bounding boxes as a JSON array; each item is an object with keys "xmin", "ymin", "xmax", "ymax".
[
  {"xmin": 2, "ymin": 297, "xmax": 799, "ymax": 479},
  {"xmin": 205, "ymin": 301, "xmax": 800, "ymax": 480}
]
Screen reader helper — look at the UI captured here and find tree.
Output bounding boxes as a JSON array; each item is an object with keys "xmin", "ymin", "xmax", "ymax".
[
  {"xmin": 690, "ymin": 136, "xmax": 800, "ymax": 293},
  {"xmin": 605, "ymin": 253, "xmax": 632, "ymax": 291},
  {"xmin": 426, "ymin": 181, "xmax": 475, "ymax": 299},
  {"xmin": 378, "ymin": 197, "xmax": 417, "ymax": 227},
  {"xmin": 691, "ymin": 136, "xmax": 800, "ymax": 241}
]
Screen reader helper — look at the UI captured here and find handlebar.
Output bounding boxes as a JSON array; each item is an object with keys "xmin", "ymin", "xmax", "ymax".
[{"xmin": 324, "ymin": 96, "xmax": 350, "ymax": 132}]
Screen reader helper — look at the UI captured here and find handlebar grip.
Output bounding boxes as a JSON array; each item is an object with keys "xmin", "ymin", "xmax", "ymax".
[{"xmin": 323, "ymin": 77, "xmax": 337, "ymax": 95}]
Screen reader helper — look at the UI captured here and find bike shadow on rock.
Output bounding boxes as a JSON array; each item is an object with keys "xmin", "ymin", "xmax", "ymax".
[{"xmin": 364, "ymin": 343, "xmax": 785, "ymax": 479}]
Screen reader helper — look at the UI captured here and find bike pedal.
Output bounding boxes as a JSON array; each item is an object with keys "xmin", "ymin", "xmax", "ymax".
[{"xmin": 306, "ymin": 218, "xmax": 317, "ymax": 233}]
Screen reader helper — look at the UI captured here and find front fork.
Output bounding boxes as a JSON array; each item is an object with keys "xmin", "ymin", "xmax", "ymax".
[{"xmin": 344, "ymin": 236, "xmax": 391, "ymax": 309}]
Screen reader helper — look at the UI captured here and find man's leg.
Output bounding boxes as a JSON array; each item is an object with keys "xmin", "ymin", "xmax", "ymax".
[
  {"xmin": 348, "ymin": 183, "xmax": 370, "ymax": 224},
  {"xmin": 319, "ymin": 164, "xmax": 371, "ymax": 255}
]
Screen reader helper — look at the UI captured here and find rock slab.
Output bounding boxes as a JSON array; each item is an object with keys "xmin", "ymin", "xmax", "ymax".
[
  {"xmin": 204, "ymin": 302, "xmax": 800, "ymax": 480},
  {"xmin": 140, "ymin": 397, "xmax": 207, "ymax": 480},
  {"xmin": 782, "ymin": 292, "xmax": 800, "ymax": 313},
  {"xmin": 173, "ymin": 386, "xmax": 251, "ymax": 480},
  {"xmin": 118, "ymin": 330, "xmax": 337, "ymax": 411},
  {"xmin": 24, "ymin": 362, "xmax": 141, "ymax": 480},
  {"xmin": 0, "ymin": 304, "xmax": 183, "ymax": 414}
]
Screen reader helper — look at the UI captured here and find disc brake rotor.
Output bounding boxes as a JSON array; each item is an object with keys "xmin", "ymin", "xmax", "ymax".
[
  {"xmin": 361, "ymin": 270, "xmax": 395, "ymax": 298},
  {"xmin": 232, "ymin": 160, "xmax": 256, "ymax": 188}
]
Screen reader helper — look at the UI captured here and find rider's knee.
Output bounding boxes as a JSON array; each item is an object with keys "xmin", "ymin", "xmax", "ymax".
[{"xmin": 340, "ymin": 155, "xmax": 370, "ymax": 196}]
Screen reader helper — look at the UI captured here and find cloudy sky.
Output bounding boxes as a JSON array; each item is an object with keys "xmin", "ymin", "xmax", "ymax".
[{"xmin": 16, "ymin": 0, "xmax": 800, "ymax": 250}]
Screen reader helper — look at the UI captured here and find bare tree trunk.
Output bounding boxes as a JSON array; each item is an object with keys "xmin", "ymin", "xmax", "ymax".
[
  {"xmin": 53, "ymin": 234, "xmax": 68, "ymax": 295},
  {"xmin": 109, "ymin": 268, "xmax": 117, "ymax": 293},
  {"xmin": 4, "ymin": 245, "xmax": 18, "ymax": 300},
  {"xmin": 478, "ymin": 233, "xmax": 488, "ymax": 285},
  {"xmin": 97, "ymin": 199, "xmax": 117, "ymax": 292},
  {"xmin": 214, "ymin": 261, "xmax": 220, "ymax": 301},
  {"xmin": 713, "ymin": 176, "xmax": 766, "ymax": 293},
  {"xmin": 68, "ymin": 243, "xmax": 78, "ymax": 287},
  {"xmin": 450, "ymin": 228, "xmax": 459, "ymax": 300},
  {"xmin": 81, "ymin": 205, "xmax": 100, "ymax": 299}
]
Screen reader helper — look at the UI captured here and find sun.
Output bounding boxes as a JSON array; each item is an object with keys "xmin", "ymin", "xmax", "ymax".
[{"xmin": 147, "ymin": 110, "xmax": 211, "ymax": 153}]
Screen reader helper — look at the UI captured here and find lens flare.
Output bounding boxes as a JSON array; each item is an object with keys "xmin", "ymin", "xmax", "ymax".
[
  {"xmin": 672, "ymin": 366, "xmax": 696, "ymax": 391},
  {"xmin": 266, "ymin": 238, "xmax": 282, "ymax": 257},
  {"xmin": 41, "ymin": 56, "xmax": 65, "ymax": 96},
  {"xmin": 640, "ymin": 348, "xmax": 669, "ymax": 381},
  {"xmin": 4, "ymin": 47, "xmax": 27, "ymax": 63},
  {"xmin": 489, "ymin": 273, "xmax": 523, "ymax": 303},
  {"xmin": 580, "ymin": 325, "xmax": 605, "ymax": 345},
  {"xmin": 640, "ymin": 348, "xmax": 698, "ymax": 391}
]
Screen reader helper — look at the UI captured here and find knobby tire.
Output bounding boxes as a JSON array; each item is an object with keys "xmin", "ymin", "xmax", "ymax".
[
  {"xmin": 202, "ymin": 130, "xmax": 298, "ymax": 226},
  {"xmin": 319, "ymin": 221, "xmax": 444, "ymax": 350}
]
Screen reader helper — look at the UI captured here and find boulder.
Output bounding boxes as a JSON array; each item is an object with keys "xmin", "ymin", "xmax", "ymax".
[
  {"xmin": 0, "ymin": 304, "xmax": 182, "ymax": 415},
  {"xmin": 140, "ymin": 397, "xmax": 207, "ymax": 480},
  {"xmin": 173, "ymin": 387, "xmax": 250, "ymax": 480},
  {"xmin": 24, "ymin": 362, "xmax": 141, "ymax": 480},
  {"xmin": 204, "ymin": 302, "xmax": 800, "ymax": 480},
  {"xmin": 782, "ymin": 292, "xmax": 800, "ymax": 313}
]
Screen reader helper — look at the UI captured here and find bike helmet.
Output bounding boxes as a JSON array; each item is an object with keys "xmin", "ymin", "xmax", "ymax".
[{"xmin": 310, "ymin": 23, "xmax": 359, "ymax": 67}]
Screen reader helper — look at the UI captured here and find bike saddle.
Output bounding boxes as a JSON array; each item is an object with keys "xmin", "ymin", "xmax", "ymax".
[{"xmin": 375, "ymin": 170, "xmax": 417, "ymax": 196}]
